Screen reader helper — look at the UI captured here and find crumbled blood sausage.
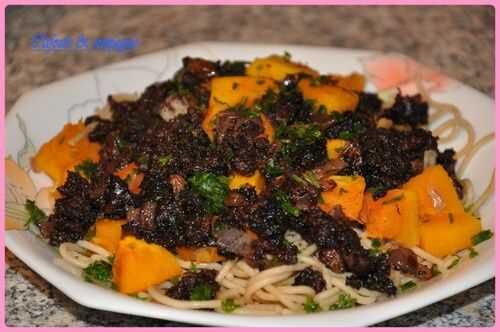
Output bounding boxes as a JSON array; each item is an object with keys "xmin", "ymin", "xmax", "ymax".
[
  {"xmin": 293, "ymin": 267, "xmax": 326, "ymax": 293},
  {"xmin": 167, "ymin": 270, "xmax": 220, "ymax": 300}
]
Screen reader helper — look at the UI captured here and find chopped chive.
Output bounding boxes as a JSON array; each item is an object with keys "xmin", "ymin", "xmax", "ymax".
[
  {"xmin": 471, "ymin": 230, "xmax": 493, "ymax": 246},
  {"xmin": 382, "ymin": 194, "xmax": 404, "ymax": 205},
  {"xmin": 400, "ymin": 281, "xmax": 417, "ymax": 291}
]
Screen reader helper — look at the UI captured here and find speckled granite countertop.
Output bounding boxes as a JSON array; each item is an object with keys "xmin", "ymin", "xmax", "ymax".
[{"xmin": 5, "ymin": 6, "xmax": 494, "ymax": 327}]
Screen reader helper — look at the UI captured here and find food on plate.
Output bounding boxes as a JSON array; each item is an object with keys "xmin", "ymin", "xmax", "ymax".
[{"xmin": 8, "ymin": 52, "xmax": 494, "ymax": 315}]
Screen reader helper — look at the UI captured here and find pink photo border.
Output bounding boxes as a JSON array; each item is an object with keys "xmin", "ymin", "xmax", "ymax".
[{"xmin": 0, "ymin": 0, "xmax": 497, "ymax": 330}]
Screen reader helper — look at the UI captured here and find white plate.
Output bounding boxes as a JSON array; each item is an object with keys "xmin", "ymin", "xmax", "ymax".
[{"xmin": 5, "ymin": 42, "xmax": 495, "ymax": 327}]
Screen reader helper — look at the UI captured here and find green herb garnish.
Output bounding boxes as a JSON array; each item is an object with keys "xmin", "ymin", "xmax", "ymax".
[
  {"xmin": 282, "ymin": 51, "xmax": 292, "ymax": 62},
  {"xmin": 83, "ymin": 260, "xmax": 113, "ymax": 287},
  {"xmin": 264, "ymin": 158, "xmax": 283, "ymax": 177},
  {"xmin": 471, "ymin": 230, "xmax": 493, "ymax": 245},
  {"xmin": 158, "ymin": 154, "xmax": 172, "ymax": 167},
  {"xmin": 400, "ymin": 281, "xmax": 417, "ymax": 291},
  {"xmin": 188, "ymin": 172, "xmax": 229, "ymax": 214},
  {"xmin": 190, "ymin": 283, "xmax": 214, "ymax": 301},
  {"xmin": 190, "ymin": 262, "xmax": 198, "ymax": 272},
  {"xmin": 448, "ymin": 213, "xmax": 454, "ymax": 224},
  {"xmin": 447, "ymin": 256, "xmax": 461, "ymax": 270},
  {"xmin": 221, "ymin": 298, "xmax": 240, "ymax": 313},
  {"xmin": 382, "ymin": 194, "xmax": 404, "ymax": 205},
  {"xmin": 367, "ymin": 186, "xmax": 385, "ymax": 195},
  {"xmin": 291, "ymin": 174, "xmax": 308, "ymax": 186},
  {"xmin": 431, "ymin": 265, "xmax": 441, "ymax": 277},
  {"xmin": 469, "ymin": 247, "xmax": 479, "ymax": 259},
  {"xmin": 74, "ymin": 159, "xmax": 98, "ymax": 179},
  {"xmin": 338, "ymin": 130, "xmax": 353, "ymax": 140},
  {"xmin": 304, "ymin": 297, "xmax": 320, "ymax": 313},
  {"xmin": 24, "ymin": 199, "xmax": 46, "ymax": 227},
  {"xmin": 330, "ymin": 293, "xmax": 356, "ymax": 310},
  {"xmin": 232, "ymin": 82, "xmax": 239, "ymax": 90},
  {"xmin": 303, "ymin": 171, "xmax": 321, "ymax": 189},
  {"xmin": 371, "ymin": 238, "xmax": 382, "ymax": 248},
  {"xmin": 275, "ymin": 190, "xmax": 300, "ymax": 217}
]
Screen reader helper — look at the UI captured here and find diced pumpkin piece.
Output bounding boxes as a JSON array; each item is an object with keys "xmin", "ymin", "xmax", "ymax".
[
  {"xmin": 246, "ymin": 55, "xmax": 318, "ymax": 81},
  {"xmin": 328, "ymin": 73, "xmax": 365, "ymax": 92},
  {"xmin": 403, "ymin": 165, "xmax": 463, "ymax": 217},
  {"xmin": 364, "ymin": 189, "xmax": 420, "ymax": 247},
  {"xmin": 298, "ymin": 78, "xmax": 359, "ymax": 113},
  {"xmin": 176, "ymin": 246, "xmax": 225, "ymax": 263},
  {"xmin": 420, "ymin": 212, "xmax": 482, "ymax": 258},
  {"xmin": 114, "ymin": 163, "xmax": 144, "ymax": 194},
  {"xmin": 202, "ymin": 76, "xmax": 278, "ymax": 141},
  {"xmin": 364, "ymin": 190, "xmax": 402, "ymax": 239},
  {"xmin": 319, "ymin": 175, "xmax": 366, "ymax": 219},
  {"xmin": 31, "ymin": 122, "xmax": 101, "ymax": 187},
  {"xmin": 113, "ymin": 236, "xmax": 182, "ymax": 294},
  {"xmin": 326, "ymin": 139, "xmax": 347, "ymax": 160},
  {"xmin": 228, "ymin": 170, "xmax": 266, "ymax": 194},
  {"xmin": 91, "ymin": 219, "xmax": 126, "ymax": 254},
  {"xmin": 393, "ymin": 190, "xmax": 420, "ymax": 247}
]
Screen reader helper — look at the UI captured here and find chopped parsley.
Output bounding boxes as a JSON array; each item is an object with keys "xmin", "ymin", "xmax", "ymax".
[
  {"xmin": 275, "ymin": 190, "xmax": 300, "ymax": 217},
  {"xmin": 282, "ymin": 51, "xmax": 292, "ymax": 62},
  {"xmin": 221, "ymin": 298, "xmax": 240, "ymax": 313},
  {"xmin": 431, "ymin": 265, "xmax": 442, "ymax": 277},
  {"xmin": 24, "ymin": 199, "xmax": 46, "ymax": 227},
  {"xmin": 114, "ymin": 135, "xmax": 128, "ymax": 152},
  {"xmin": 304, "ymin": 297, "xmax": 320, "ymax": 313},
  {"xmin": 382, "ymin": 194, "xmax": 404, "ymax": 205},
  {"xmin": 158, "ymin": 154, "xmax": 172, "ymax": 167},
  {"xmin": 264, "ymin": 158, "xmax": 283, "ymax": 177},
  {"xmin": 469, "ymin": 247, "xmax": 479, "ymax": 259},
  {"xmin": 371, "ymin": 238, "xmax": 382, "ymax": 248},
  {"xmin": 190, "ymin": 262, "xmax": 198, "ymax": 272},
  {"xmin": 131, "ymin": 293, "xmax": 150, "ymax": 301},
  {"xmin": 447, "ymin": 256, "xmax": 461, "ymax": 270},
  {"xmin": 338, "ymin": 130, "xmax": 353, "ymax": 140},
  {"xmin": 188, "ymin": 172, "xmax": 229, "ymax": 214},
  {"xmin": 400, "ymin": 281, "xmax": 417, "ymax": 291},
  {"xmin": 83, "ymin": 260, "xmax": 113, "ymax": 287},
  {"xmin": 471, "ymin": 230, "xmax": 493, "ymax": 246},
  {"xmin": 303, "ymin": 171, "xmax": 321, "ymax": 189},
  {"xmin": 190, "ymin": 283, "xmax": 214, "ymax": 301},
  {"xmin": 448, "ymin": 213, "xmax": 454, "ymax": 224},
  {"xmin": 74, "ymin": 159, "xmax": 98, "ymax": 179},
  {"xmin": 291, "ymin": 174, "xmax": 308, "ymax": 186},
  {"xmin": 330, "ymin": 293, "xmax": 356, "ymax": 310},
  {"xmin": 232, "ymin": 82, "xmax": 239, "ymax": 90},
  {"xmin": 278, "ymin": 123, "xmax": 323, "ymax": 163},
  {"xmin": 367, "ymin": 185, "xmax": 385, "ymax": 195},
  {"xmin": 253, "ymin": 89, "xmax": 278, "ymax": 114}
]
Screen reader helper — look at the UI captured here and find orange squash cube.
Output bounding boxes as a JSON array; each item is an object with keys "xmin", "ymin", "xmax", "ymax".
[
  {"xmin": 31, "ymin": 122, "xmax": 101, "ymax": 187},
  {"xmin": 364, "ymin": 189, "xmax": 420, "ymax": 248},
  {"xmin": 328, "ymin": 73, "xmax": 366, "ymax": 92},
  {"xmin": 91, "ymin": 219, "xmax": 126, "ymax": 254},
  {"xmin": 298, "ymin": 78, "xmax": 359, "ymax": 113},
  {"xmin": 246, "ymin": 55, "xmax": 318, "ymax": 81},
  {"xmin": 176, "ymin": 247, "xmax": 225, "ymax": 263},
  {"xmin": 228, "ymin": 170, "xmax": 266, "ymax": 195},
  {"xmin": 319, "ymin": 175, "xmax": 366, "ymax": 220},
  {"xmin": 326, "ymin": 139, "xmax": 347, "ymax": 160},
  {"xmin": 113, "ymin": 236, "xmax": 182, "ymax": 294},
  {"xmin": 202, "ymin": 76, "xmax": 277, "ymax": 141},
  {"xmin": 420, "ymin": 212, "xmax": 482, "ymax": 258},
  {"xmin": 403, "ymin": 165, "xmax": 464, "ymax": 217}
]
